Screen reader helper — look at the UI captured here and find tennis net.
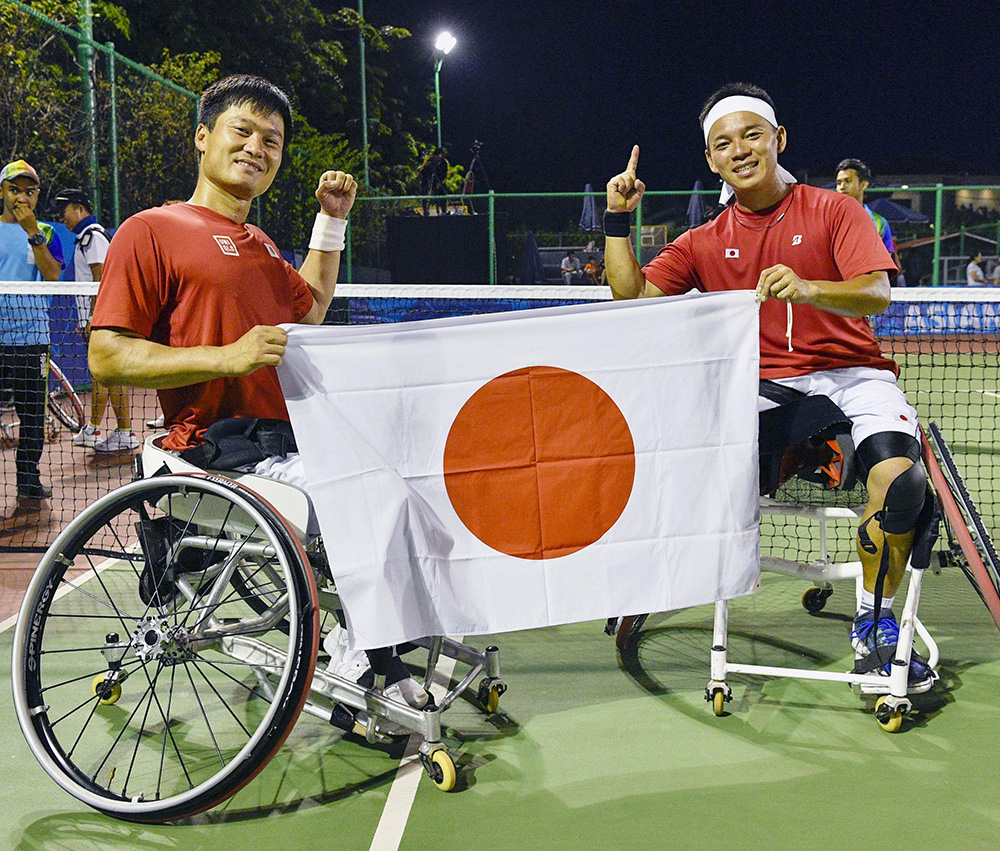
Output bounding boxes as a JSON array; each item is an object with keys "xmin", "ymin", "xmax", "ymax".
[{"xmin": 2, "ymin": 282, "xmax": 998, "ymax": 565}]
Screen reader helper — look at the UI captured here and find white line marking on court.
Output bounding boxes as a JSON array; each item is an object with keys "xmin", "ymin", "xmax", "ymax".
[
  {"xmin": 367, "ymin": 649, "xmax": 461, "ymax": 851},
  {"xmin": 1, "ymin": 558, "xmax": 117, "ymax": 634},
  {"xmin": 974, "ymin": 389, "xmax": 1000, "ymax": 399}
]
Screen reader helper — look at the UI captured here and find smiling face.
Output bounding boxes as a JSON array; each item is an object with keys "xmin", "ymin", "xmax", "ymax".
[
  {"xmin": 704, "ymin": 111, "xmax": 787, "ymax": 208},
  {"xmin": 195, "ymin": 102, "xmax": 285, "ymax": 201}
]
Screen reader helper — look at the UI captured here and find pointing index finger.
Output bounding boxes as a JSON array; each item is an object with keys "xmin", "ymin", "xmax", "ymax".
[{"xmin": 626, "ymin": 144, "xmax": 639, "ymax": 176}]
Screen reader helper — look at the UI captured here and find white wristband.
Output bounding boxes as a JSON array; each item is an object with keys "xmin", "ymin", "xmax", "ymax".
[{"xmin": 309, "ymin": 213, "xmax": 347, "ymax": 252}]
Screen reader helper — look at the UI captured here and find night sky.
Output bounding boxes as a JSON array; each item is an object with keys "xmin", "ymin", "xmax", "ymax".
[{"xmin": 367, "ymin": 1, "xmax": 1000, "ymax": 195}]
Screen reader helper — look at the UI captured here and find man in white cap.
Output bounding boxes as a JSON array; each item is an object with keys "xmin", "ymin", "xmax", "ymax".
[
  {"xmin": 603, "ymin": 82, "xmax": 936, "ymax": 694},
  {"xmin": 0, "ymin": 159, "xmax": 64, "ymax": 499}
]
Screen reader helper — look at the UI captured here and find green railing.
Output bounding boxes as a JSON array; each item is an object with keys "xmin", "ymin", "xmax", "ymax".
[{"xmin": 347, "ymin": 185, "xmax": 1000, "ymax": 287}]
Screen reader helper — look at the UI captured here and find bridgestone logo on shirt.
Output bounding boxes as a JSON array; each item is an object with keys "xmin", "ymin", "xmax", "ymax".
[
  {"xmin": 213, "ymin": 236, "xmax": 239, "ymax": 256},
  {"xmin": 725, "ymin": 248, "xmax": 739, "ymax": 258}
]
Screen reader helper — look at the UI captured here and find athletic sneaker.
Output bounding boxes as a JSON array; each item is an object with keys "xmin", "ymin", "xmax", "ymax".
[
  {"xmin": 146, "ymin": 414, "xmax": 165, "ymax": 429},
  {"xmin": 72, "ymin": 423, "xmax": 102, "ymax": 447},
  {"xmin": 851, "ymin": 608, "xmax": 936, "ymax": 693},
  {"xmin": 323, "ymin": 625, "xmax": 429, "ymax": 709},
  {"xmin": 94, "ymin": 429, "xmax": 140, "ymax": 453}
]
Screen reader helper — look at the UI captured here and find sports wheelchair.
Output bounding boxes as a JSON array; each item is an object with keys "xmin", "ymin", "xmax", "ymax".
[
  {"xmin": 12, "ymin": 436, "xmax": 506, "ymax": 822},
  {"xmin": 610, "ymin": 390, "xmax": 942, "ymax": 732}
]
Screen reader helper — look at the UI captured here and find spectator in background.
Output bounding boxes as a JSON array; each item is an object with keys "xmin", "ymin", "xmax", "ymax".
[
  {"xmin": 418, "ymin": 148, "xmax": 449, "ymax": 216},
  {"xmin": 835, "ymin": 158, "xmax": 906, "ymax": 286},
  {"xmin": 561, "ymin": 250, "xmax": 583, "ymax": 285},
  {"xmin": 990, "ymin": 260, "xmax": 1000, "ymax": 286},
  {"xmin": 584, "ymin": 254, "xmax": 602, "ymax": 285},
  {"xmin": 0, "ymin": 160, "xmax": 64, "ymax": 499},
  {"xmin": 53, "ymin": 187, "xmax": 138, "ymax": 453},
  {"xmin": 966, "ymin": 251, "xmax": 986, "ymax": 286}
]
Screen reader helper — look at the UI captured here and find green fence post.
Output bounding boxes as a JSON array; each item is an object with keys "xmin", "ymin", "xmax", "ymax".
[
  {"xmin": 106, "ymin": 42, "xmax": 120, "ymax": 227},
  {"xmin": 932, "ymin": 184, "xmax": 943, "ymax": 286},
  {"xmin": 488, "ymin": 190, "xmax": 496, "ymax": 285},
  {"xmin": 345, "ymin": 216, "xmax": 353, "ymax": 284},
  {"xmin": 77, "ymin": 0, "xmax": 101, "ymax": 219},
  {"xmin": 634, "ymin": 202, "xmax": 642, "ymax": 263}
]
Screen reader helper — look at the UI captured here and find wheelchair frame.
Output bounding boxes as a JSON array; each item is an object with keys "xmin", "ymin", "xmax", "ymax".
[
  {"xmin": 706, "ymin": 496, "xmax": 940, "ymax": 732},
  {"xmin": 11, "ymin": 437, "xmax": 505, "ymax": 822}
]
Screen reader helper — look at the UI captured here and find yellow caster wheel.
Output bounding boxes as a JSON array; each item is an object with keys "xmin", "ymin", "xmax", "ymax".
[
  {"xmin": 427, "ymin": 749, "xmax": 457, "ymax": 792},
  {"xmin": 91, "ymin": 674, "xmax": 121, "ymax": 706},
  {"xmin": 485, "ymin": 686, "xmax": 500, "ymax": 714},
  {"xmin": 875, "ymin": 696, "xmax": 903, "ymax": 733},
  {"xmin": 712, "ymin": 689, "xmax": 726, "ymax": 717},
  {"xmin": 477, "ymin": 677, "xmax": 506, "ymax": 714},
  {"xmin": 801, "ymin": 586, "xmax": 832, "ymax": 614}
]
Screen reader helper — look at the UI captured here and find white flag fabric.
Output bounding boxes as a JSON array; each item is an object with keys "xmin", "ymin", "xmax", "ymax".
[{"xmin": 278, "ymin": 290, "xmax": 760, "ymax": 649}]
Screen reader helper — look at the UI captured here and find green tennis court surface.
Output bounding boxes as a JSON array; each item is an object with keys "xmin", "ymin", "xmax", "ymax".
[{"xmin": 3, "ymin": 562, "xmax": 999, "ymax": 850}]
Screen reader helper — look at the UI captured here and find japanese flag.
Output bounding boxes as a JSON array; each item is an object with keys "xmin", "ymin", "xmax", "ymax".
[{"xmin": 278, "ymin": 291, "xmax": 760, "ymax": 649}]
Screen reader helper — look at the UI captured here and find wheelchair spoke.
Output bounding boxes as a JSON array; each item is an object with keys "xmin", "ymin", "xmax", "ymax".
[
  {"xmin": 183, "ymin": 662, "xmax": 226, "ymax": 768},
  {"xmin": 186, "ymin": 658, "xmax": 253, "ymax": 738}
]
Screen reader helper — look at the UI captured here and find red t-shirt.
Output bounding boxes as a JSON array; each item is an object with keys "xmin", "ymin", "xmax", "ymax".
[
  {"xmin": 92, "ymin": 203, "xmax": 314, "ymax": 450},
  {"xmin": 642, "ymin": 184, "xmax": 898, "ymax": 378}
]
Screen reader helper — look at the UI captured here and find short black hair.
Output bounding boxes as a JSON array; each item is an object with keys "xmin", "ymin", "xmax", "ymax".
[
  {"xmin": 836, "ymin": 158, "xmax": 872, "ymax": 184},
  {"xmin": 699, "ymin": 83, "xmax": 776, "ymax": 128},
  {"xmin": 198, "ymin": 74, "xmax": 293, "ymax": 149}
]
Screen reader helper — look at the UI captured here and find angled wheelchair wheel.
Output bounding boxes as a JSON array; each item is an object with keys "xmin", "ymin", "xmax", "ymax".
[
  {"xmin": 11, "ymin": 474, "xmax": 319, "ymax": 823},
  {"xmin": 47, "ymin": 359, "xmax": 85, "ymax": 432},
  {"xmin": 923, "ymin": 424, "xmax": 1000, "ymax": 634}
]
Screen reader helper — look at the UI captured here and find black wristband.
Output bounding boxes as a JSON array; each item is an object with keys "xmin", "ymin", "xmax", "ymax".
[{"xmin": 603, "ymin": 210, "xmax": 631, "ymax": 238}]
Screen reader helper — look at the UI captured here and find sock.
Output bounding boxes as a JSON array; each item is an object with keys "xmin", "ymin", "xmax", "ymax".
[{"xmin": 858, "ymin": 590, "xmax": 895, "ymax": 616}]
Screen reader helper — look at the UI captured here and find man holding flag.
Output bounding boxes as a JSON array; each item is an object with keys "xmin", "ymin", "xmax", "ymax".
[
  {"xmin": 603, "ymin": 82, "xmax": 936, "ymax": 692},
  {"xmin": 87, "ymin": 74, "xmax": 428, "ymax": 710}
]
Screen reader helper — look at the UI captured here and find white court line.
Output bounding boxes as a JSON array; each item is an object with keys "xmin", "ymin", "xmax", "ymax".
[
  {"xmin": 368, "ymin": 649, "xmax": 461, "ymax": 851},
  {"xmin": 1, "ymin": 557, "xmax": 119, "ymax": 634},
  {"xmin": 974, "ymin": 389, "xmax": 1000, "ymax": 399}
]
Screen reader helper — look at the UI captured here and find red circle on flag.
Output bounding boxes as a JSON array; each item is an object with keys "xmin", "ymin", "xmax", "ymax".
[{"xmin": 443, "ymin": 366, "xmax": 636, "ymax": 560}]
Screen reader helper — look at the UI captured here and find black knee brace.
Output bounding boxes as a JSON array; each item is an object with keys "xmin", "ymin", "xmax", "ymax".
[{"xmin": 855, "ymin": 431, "xmax": 941, "ymax": 621}]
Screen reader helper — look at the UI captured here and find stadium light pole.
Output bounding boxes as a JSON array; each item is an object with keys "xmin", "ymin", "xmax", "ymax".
[{"xmin": 433, "ymin": 31, "xmax": 457, "ymax": 151}]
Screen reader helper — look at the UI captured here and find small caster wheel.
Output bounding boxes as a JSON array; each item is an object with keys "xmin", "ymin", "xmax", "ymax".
[
  {"xmin": 477, "ymin": 677, "xmax": 506, "ymax": 713},
  {"xmin": 801, "ymin": 586, "xmax": 832, "ymax": 614},
  {"xmin": 875, "ymin": 696, "xmax": 903, "ymax": 733},
  {"xmin": 91, "ymin": 673, "xmax": 121, "ymax": 706},
  {"xmin": 426, "ymin": 749, "xmax": 457, "ymax": 791},
  {"xmin": 712, "ymin": 689, "xmax": 726, "ymax": 716}
]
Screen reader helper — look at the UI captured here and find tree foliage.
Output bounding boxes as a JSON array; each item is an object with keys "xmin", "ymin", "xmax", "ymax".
[{"xmin": 1, "ymin": 0, "xmax": 435, "ymax": 243}]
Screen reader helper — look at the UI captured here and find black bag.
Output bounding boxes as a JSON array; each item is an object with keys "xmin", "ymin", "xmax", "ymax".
[{"xmin": 179, "ymin": 417, "xmax": 297, "ymax": 471}]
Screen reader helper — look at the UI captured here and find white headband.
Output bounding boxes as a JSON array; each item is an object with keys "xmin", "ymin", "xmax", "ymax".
[
  {"xmin": 701, "ymin": 95, "xmax": 796, "ymax": 204},
  {"xmin": 702, "ymin": 95, "xmax": 778, "ymax": 145}
]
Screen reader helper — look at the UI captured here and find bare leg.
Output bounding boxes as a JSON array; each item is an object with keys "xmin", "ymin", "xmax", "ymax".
[
  {"xmin": 89, "ymin": 381, "xmax": 109, "ymax": 429},
  {"xmin": 107, "ymin": 384, "xmax": 133, "ymax": 431}
]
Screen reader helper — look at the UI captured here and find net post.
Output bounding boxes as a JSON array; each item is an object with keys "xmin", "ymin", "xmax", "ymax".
[
  {"xmin": 932, "ymin": 183, "xmax": 943, "ymax": 286},
  {"xmin": 345, "ymin": 217, "xmax": 353, "ymax": 284},
  {"xmin": 488, "ymin": 190, "xmax": 496, "ymax": 285}
]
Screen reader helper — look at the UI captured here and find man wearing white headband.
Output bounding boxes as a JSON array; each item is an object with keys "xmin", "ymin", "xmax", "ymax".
[{"xmin": 604, "ymin": 82, "xmax": 936, "ymax": 695}]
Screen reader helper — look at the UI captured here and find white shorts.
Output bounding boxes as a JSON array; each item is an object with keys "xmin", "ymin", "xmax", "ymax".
[{"xmin": 759, "ymin": 367, "xmax": 919, "ymax": 448}]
